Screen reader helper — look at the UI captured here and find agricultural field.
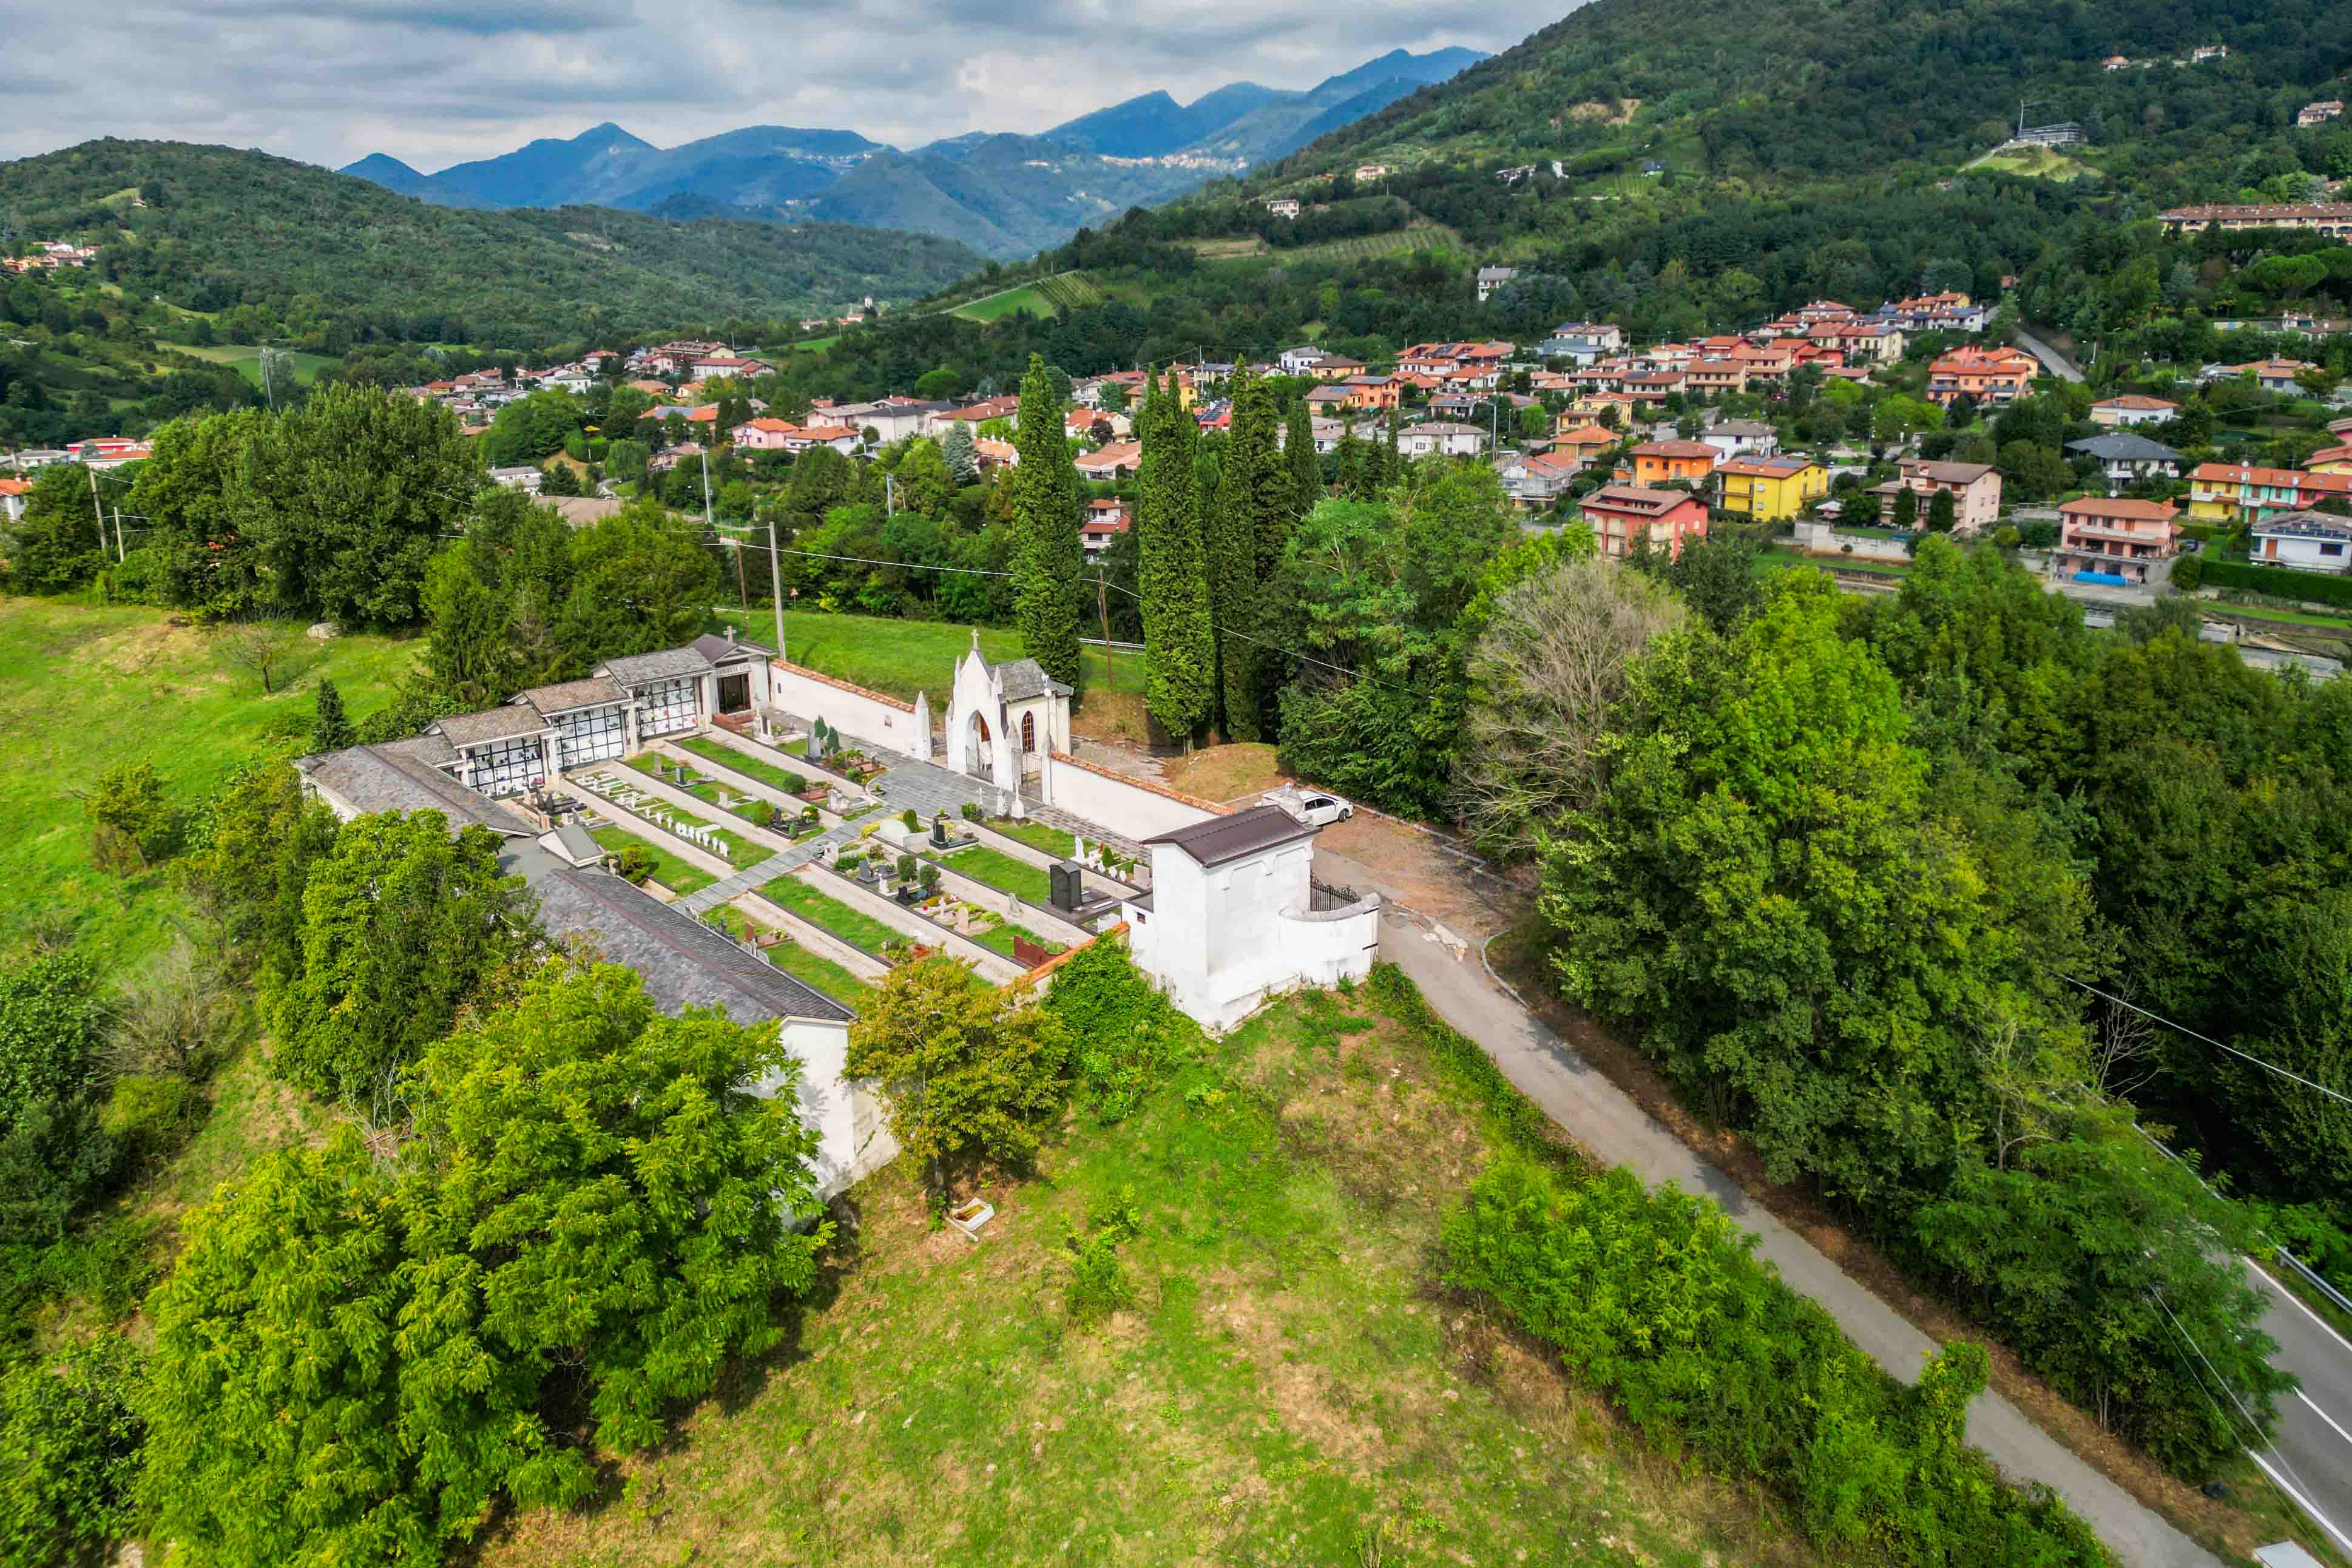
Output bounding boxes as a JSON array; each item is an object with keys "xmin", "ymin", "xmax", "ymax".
[
  {"xmin": 1193, "ymin": 224, "xmax": 1467, "ymax": 268},
  {"xmin": 480, "ymin": 978, "xmax": 1823, "ymax": 1568},
  {"xmin": 0, "ymin": 596, "xmax": 421, "ymax": 970},
  {"xmin": 1958, "ymin": 143, "xmax": 2097, "ymax": 181},
  {"xmin": 156, "ymin": 342, "xmax": 339, "ymax": 388},
  {"xmin": 949, "ymin": 271, "xmax": 1105, "ymax": 322}
]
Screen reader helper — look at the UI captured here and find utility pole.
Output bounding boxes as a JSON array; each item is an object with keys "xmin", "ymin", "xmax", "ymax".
[
  {"xmin": 769, "ymin": 518, "xmax": 788, "ymax": 669},
  {"xmin": 111, "ymin": 502, "xmax": 124, "ymax": 563},
  {"xmin": 1095, "ymin": 566, "xmax": 1114, "ymax": 690},
  {"xmin": 87, "ymin": 465, "xmax": 106, "ymax": 555}
]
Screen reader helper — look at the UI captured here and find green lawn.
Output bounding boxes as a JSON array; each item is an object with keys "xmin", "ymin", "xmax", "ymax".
[
  {"xmin": 601, "ymin": 769, "xmax": 775, "ymax": 867},
  {"xmin": 764, "ymin": 873, "xmax": 912, "ymax": 956},
  {"xmin": 702, "ymin": 608, "xmax": 1147, "ymax": 705},
  {"xmin": 970, "ymin": 919, "xmax": 1067, "ymax": 961},
  {"xmin": 932, "ymin": 843, "xmax": 1051, "ymax": 904},
  {"xmin": 2208, "ymin": 599, "xmax": 2352, "ymax": 631},
  {"xmin": 704, "ymin": 904, "xmax": 871, "ymax": 1005},
  {"xmin": 0, "ymin": 598, "xmax": 423, "ymax": 972},
  {"xmin": 480, "ymin": 977, "xmax": 1820, "ymax": 1568},
  {"xmin": 951, "ymin": 285, "xmax": 1052, "ymax": 323},
  {"xmin": 623, "ymin": 752, "xmax": 818, "ymax": 837},
  {"xmin": 587, "ymin": 825, "xmax": 718, "ymax": 896},
  {"xmin": 671, "ymin": 734, "xmax": 820, "ymax": 794},
  {"xmin": 990, "ymin": 819, "xmax": 1078, "ymax": 859},
  {"xmin": 158, "ymin": 342, "xmax": 337, "ymax": 388}
]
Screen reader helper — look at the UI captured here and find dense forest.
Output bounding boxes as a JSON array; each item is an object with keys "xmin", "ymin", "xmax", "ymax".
[{"xmin": 0, "ymin": 141, "xmax": 983, "ymax": 348}]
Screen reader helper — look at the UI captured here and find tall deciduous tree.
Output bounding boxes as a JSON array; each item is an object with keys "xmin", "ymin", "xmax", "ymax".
[
  {"xmin": 1010, "ymin": 354, "xmax": 1083, "ymax": 689},
  {"xmin": 1137, "ymin": 368, "xmax": 1214, "ymax": 743},
  {"xmin": 267, "ymin": 810, "xmax": 533, "ymax": 1101},
  {"xmin": 846, "ymin": 955, "xmax": 1071, "ymax": 1200}
]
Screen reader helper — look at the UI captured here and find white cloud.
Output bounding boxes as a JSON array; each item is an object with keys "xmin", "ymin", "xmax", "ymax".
[{"xmin": 0, "ymin": 0, "xmax": 1563, "ymax": 171}]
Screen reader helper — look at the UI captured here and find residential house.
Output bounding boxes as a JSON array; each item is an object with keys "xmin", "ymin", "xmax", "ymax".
[
  {"xmin": 1265, "ymin": 198, "xmax": 1302, "ymax": 219},
  {"xmin": 785, "ymin": 424, "xmax": 862, "ymax": 455},
  {"xmin": 1073, "ymin": 441, "xmax": 1143, "ymax": 481},
  {"xmin": 490, "ymin": 465, "xmax": 545, "ymax": 494},
  {"xmin": 973, "ymin": 437, "xmax": 1019, "ymax": 470},
  {"xmin": 2102, "ymin": 54, "xmax": 2131, "ymax": 69},
  {"xmin": 1552, "ymin": 421, "xmax": 1621, "ymax": 462},
  {"xmin": 1878, "ymin": 292, "xmax": 1990, "ymax": 333},
  {"xmin": 1715, "ymin": 456, "xmax": 1827, "ymax": 522},
  {"xmin": 2186, "ymin": 462, "xmax": 2352, "ymax": 524},
  {"xmin": 1476, "ymin": 265, "xmax": 1519, "ymax": 302},
  {"xmin": 2090, "ymin": 394, "xmax": 2179, "ymax": 428},
  {"xmin": 1338, "ymin": 375, "xmax": 1400, "ymax": 411},
  {"xmin": 2190, "ymin": 43, "xmax": 2228, "ymax": 61},
  {"xmin": 2067, "ymin": 433, "xmax": 2184, "ymax": 489},
  {"xmin": 1925, "ymin": 345, "xmax": 2038, "ymax": 406},
  {"xmin": 2304, "ymin": 443, "xmax": 2352, "ymax": 474},
  {"xmin": 1700, "ymin": 419, "xmax": 1779, "ymax": 461},
  {"xmin": 1396, "ymin": 422, "xmax": 1488, "ymax": 459},
  {"xmin": 1729, "ymin": 342, "xmax": 1796, "ymax": 381},
  {"xmin": 2300, "ymin": 101, "xmax": 2346, "ymax": 128},
  {"xmin": 1278, "ymin": 346, "xmax": 1328, "ymax": 375},
  {"xmin": 1081, "ymin": 498, "xmax": 1130, "ymax": 558},
  {"xmin": 1311, "ymin": 357, "xmax": 1369, "ymax": 382},
  {"xmin": 1685, "ymin": 358, "xmax": 1749, "ymax": 397},
  {"xmin": 691, "ymin": 355, "xmax": 771, "ymax": 379},
  {"xmin": 1892, "ymin": 459, "xmax": 2003, "ymax": 534},
  {"xmin": 1581, "ymin": 485, "xmax": 1709, "ymax": 559},
  {"xmin": 2161, "ymin": 203, "xmax": 2352, "ymax": 237},
  {"xmin": 2249, "ymin": 509, "xmax": 2352, "ymax": 573},
  {"xmin": 828, "ymin": 397, "xmax": 945, "ymax": 444},
  {"xmin": 0, "ymin": 478, "xmax": 27, "ymax": 522},
  {"xmin": 2055, "ymin": 496, "xmax": 2181, "ymax": 584},
  {"xmin": 1066, "ymin": 407, "xmax": 1134, "ymax": 442},
  {"xmin": 929, "ymin": 395, "xmax": 1022, "ymax": 433},
  {"xmin": 1622, "ymin": 371, "xmax": 1686, "ymax": 404},
  {"xmin": 1626, "ymin": 439, "xmax": 1720, "ymax": 487},
  {"xmin": 1495, "ymin": 449, "xmax": 1583, "ymax": 509},
  {"xmin": 1305, "ymin": 385, "xmax": 1355, "ymax": 416},
  {"xmin": 731, "ymin": 417, "xmax": 800, "ymax": 450}
]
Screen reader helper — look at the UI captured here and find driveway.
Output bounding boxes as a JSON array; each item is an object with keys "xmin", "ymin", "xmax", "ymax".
[{"xmin": 1379, "ymin": 913, "xmax": 2223, "ymax": 1568}]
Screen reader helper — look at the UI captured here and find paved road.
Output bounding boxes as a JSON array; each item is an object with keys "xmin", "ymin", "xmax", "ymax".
[
  {"xmin": 2015, "ymin": 326, "xmax": 2087, "ymax": 384},
  {"xmin": 1380, "ymin": 916, "xmax": 2223, "ymax": 1568},
  {"xmin": 2246, "ymin": 1262, "xmax": 2352, "ymax": 1555}
]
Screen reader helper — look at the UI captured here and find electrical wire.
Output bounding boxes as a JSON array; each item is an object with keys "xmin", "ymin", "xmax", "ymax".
[{"xmin": 2066, "ymin": 977, "xmax": 2352, "ymax": 1109}]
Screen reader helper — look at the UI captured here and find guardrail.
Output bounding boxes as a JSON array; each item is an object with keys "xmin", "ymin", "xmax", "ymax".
[{"xmin": 2276, "ymin": 1245, "xmax": 2352, "ymax": 1319}]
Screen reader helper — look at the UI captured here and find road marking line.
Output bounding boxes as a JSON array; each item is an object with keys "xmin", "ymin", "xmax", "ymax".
[
  {"xmin": 2246, "ymin": 1257, "xmax": 2352, "ymax": 1359},
  {"xmin": 2252, "ymin": 1451, "xmax": 2352, "ymax": 1555},
  {"xmin": 2297, "ymin": 1390, "xmax": 2352, "ymax": 1451}
]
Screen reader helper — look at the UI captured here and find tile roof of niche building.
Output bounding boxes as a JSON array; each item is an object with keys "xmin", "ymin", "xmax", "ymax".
[{"xmin": 1143, "ymin": 803, "xmax": 1319, "ymax": 867}]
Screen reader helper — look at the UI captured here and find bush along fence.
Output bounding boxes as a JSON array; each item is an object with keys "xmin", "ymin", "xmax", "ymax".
[
  {"xmin": 1444, "ymin": 1157, "xmax": 2112, "ymax": 1568},
  {"xmin": 2181, "ymin": 554, "xmax": 2352, "ymax": 608}
]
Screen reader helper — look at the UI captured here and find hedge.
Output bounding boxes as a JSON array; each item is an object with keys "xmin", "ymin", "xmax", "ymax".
[
  {"xmin": 2196, "ymin": 555, "xmax": 2352, "ymax": 607},
  {"xmin": 1445, "ymin": 1157, "xmax": 2112, "ymax": 1568}
]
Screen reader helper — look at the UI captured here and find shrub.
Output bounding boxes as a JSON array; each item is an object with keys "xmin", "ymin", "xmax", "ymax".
[
  {"xmin": 919, "ymin": 864, "xmax": 941, "ymax": 895},
  {"xmin": 0, "ymin": 1333, "xmax": 147, "ymax": 1567},
  {"xmin": 1995, "ymin": 525, "xmax": 2021, "ymax": 550},
  {"xmin": 901, "ymin": 808, "xmax": 921, "ymax": 831},
  {"xmin": 101, "ymin": 1073, "xmax": 206, "ymax": 1169},
  {"xmin": 612, "ymin": 842, "xmax": 657, "ymax": 884},
  {"xmin": 2019, "ymin": 518, "xmax": 2060, "ymax": 549},
  {"xmin": 2195, "ymin": 556, "xmax": 2352, "ymax": 606},
  {"xmin": 2169, "ymin": 554, "xmax": 2203, "ymax": 590},
  {"xmin": 961, "ymin": 802, "xmax": 984, "ymax": 822},
  {"xmin": 1043, "ymin": 936, "xmax": 1197, "ymax": 1122},
  {"xmin": 896, "ymin": 853, "xmax": 917, "ymax": 883},
  {"xmin": 1058, "ymin": 1227, "xmax": 1134, "ymax": 1323},
  {"xmin": 1447, "ymin": 1158, "xmax": 2110, "ymax": 1568},
  {"xmin": 782, "ymin": 771, "xmax": 809, "ymax": 794}
]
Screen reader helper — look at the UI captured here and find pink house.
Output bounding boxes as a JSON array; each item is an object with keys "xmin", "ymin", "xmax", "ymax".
[{"xmin": 731, "ymin": 417, "xmax": 800, "ymax": 450}]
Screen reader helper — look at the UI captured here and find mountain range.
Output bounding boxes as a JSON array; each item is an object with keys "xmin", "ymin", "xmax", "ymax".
[{"xmin": 340, "ymin": 47, "xmax": 1485, "ymax": 259}]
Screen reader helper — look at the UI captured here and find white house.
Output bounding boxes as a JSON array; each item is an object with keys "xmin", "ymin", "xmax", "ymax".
[
  {"xmin": 1476, "ymin": 265, "xmax": 1519, "ymax": 302},
  {"xmin": 1120, "ymin": 805, "xmax": 1379, "ymax": 1032},
  {"xmin": 490, "ymin": 465, "xmax": 545, "ymax": 494},
  {"xmin": 2249, "ymin": 509, "xmax": 2352, "ymax": 574},
  {"xmin": 944, "ymin": 635, "xmax": 1071, "ymax": 794},
  {"xmin": 0, "ymin": 478, "xmax": 26, "ymax": 522},
  {"xmin": 1397, "ymin": 421, "xmax": 1488, "ymax": 458},
  {"xmin": 2067, "ymin": 433, "xmax": 2184, "ymax": 489},
  {"xmin": 1701, "ymin": 419, "xmax": 1779, "ymax": 461},
  {"xmin": 1278, "ymin": 345, "xmax": 1326, "ymax": 375},
  {"xmin": 2090, "ymin": 395, "xmax": 2180, "ymax": 428}
]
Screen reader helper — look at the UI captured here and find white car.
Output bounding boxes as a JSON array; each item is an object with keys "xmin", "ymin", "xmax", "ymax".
[{"xmin": 1266, "ymin": 786, "xmax": 1353, "ymax": 827}]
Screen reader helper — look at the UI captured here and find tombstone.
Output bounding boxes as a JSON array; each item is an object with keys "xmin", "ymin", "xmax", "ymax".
[
  {"xmin": 931, "ymin": 814, "xmax": 949, "ymax": 848},
  {"xmin": 1049, "ymin": 862, "xmax": 1080, "ymax": 913}
]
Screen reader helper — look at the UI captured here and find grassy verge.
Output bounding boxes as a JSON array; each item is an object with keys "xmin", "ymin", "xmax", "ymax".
[
  {"xmin": 603, "ymin": 765, "xmax": 775, "ymax": 866},
  {"xmin": 931, "ymin": 844, "xmax": 1050, "ymax": 904},
  {"xmin": 481, "ymin": 981, "xmax": 1826, "ymax": 1568},
  {"xmin": 0, "ymin": 597, "xmax": 421, "ymax": 968},
  {"xmin": 970, "ymin": 919, "xmax": 1067, "ymax": 962},
  {"xmin": 624, "ymin": 753, "xmax": 817, "ymax": 838},
  {"xmin": 696, "ymin": 609, "xmax": 1145, "ymax": 708},
  {"xmin": 705, "ymin": 904, "xmax": 871, "ymax": 1005},
  {"xmin": 987, "ymin": 819, "xmax": 1076, "ymax": 859},
  {"xmin": 764, "ymin": 873, "xmax": 913, "ymax": 957},
  {"xmin": 587, "ymin": 824, "xmax": 717, "ymax": 896},
  {"xmin": 674, "ymin": 734, "xmax": 820, "ymax": 792}
]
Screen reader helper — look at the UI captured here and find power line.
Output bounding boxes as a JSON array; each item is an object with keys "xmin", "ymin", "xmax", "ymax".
[{"xmin": 2067, "ymin": 977, "xmax": 2351, "ymax": 1109}]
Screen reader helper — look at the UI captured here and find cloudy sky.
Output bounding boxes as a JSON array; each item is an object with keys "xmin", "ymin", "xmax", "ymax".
[{"xmin": 2, "ymin": 0, "xmax": 1566, "ymax": 172}]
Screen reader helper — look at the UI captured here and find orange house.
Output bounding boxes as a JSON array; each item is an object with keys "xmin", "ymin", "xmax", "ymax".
[
  {"xmin": 1925, "ymin": 346, "xmax": 2038, "ymax": 406},
  {"xmin": 1627, "ymin": 439, "xmax": 1720, "ymax": 487},
  {"xmin": 1582, "ymin": 485, "xmax": 1710, "ymax": 559},
  {"xmin": 1553, "ymin": 422, "xmax": 1621, "ymax": 462}
]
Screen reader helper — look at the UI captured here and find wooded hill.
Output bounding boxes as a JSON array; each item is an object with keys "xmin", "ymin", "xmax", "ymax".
[
  {"xmin": 1259, "ymin": 0, "xmax": 2352, "ymax": 206},
  {"xmin": 0, "ymin": 141, "xmax": 985, "ymax": 348}
]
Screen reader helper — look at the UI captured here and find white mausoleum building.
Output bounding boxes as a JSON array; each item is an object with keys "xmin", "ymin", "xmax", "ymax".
[
  {"xmin": 1120, "ymin": 805, "xmax": 1379, "ymax": 1032},
  {"xmin": 944, "ymin": 634, "xmax": 1072, "ymax": 793}
]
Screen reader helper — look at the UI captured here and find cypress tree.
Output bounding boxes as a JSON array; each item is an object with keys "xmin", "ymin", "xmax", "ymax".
[
  {"xmin": 310, "ymin": 677, "xmax": 353, "ymax": 753},
  {"xmin": 1010, "ymin": 353, "xmax": 1083, "ymax": 689},
  {"xmin": 1136, "ymin": 368, "xmax": 1214, "ymax": 744},
  {"xmin": 1384, "ymin": 406, "xmax": 1402, "ymax": 485},
  {"xmin": 1285, "ymin": 397, "xmax": 1320, "ymax": 522},
  {"xmin": 1212, "ymin": 371, "xmax": 1280, "ymax": 741}
]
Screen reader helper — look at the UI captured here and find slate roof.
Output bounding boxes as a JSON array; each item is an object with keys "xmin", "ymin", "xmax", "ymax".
[
  {"xmin": 2066, "ymin": 433, "xmax": 2184, "ymax": 462},
  {"xmin": 433, "ymin": 705, "xmax": 549, "ymax": 747},
  {"xmin": 1143, "ymin": 803, "xmax": 1317, "ymax": 868},
  {"xmin": 520, "ymin": 676, "xmax": 629, "ymax": 717},
  {"xmin": 532, "ymin": 867, "xmax": 853, "ymax": 1023},
  {"xmin": 600, "ymin": 646, "xmax": 715, "ymax": 686},
  {"xmin": 995, "ymin": 657, "xmax": 1072, "ymax": 701},
  {"xmin": 300, "ymin": 744, "xmax": 519, "ymax": 831},
  {"xmin": 692, "ymin": 632, "xmax": 776, "ymax": 666}
]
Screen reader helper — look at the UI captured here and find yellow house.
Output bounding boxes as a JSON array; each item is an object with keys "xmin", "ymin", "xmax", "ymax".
[
  {"xmin": 2307, "ymin": 443, "xmax": 2352, "ymax": 475},
  {"xmin": 1716, "ymin": 456, "xmax": 1827, "ymax": 521}
]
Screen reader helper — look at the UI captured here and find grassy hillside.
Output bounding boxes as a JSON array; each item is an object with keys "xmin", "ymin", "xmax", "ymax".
[
  {"xmin": 481, "ymin": 981, "xmax": 1828, "ymax": 1568},
  {"xmin": 0, "ymin": 141, "xmax": 986, "ymax": 347}
]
